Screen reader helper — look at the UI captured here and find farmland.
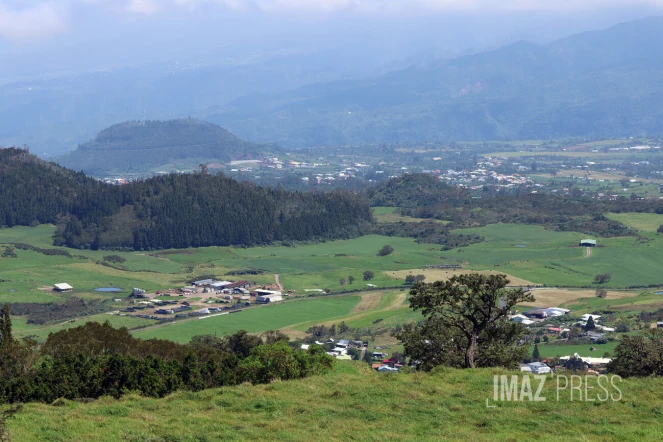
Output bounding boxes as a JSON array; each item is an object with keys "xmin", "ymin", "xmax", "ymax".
[{"xmin": 3, "ymin": 222, "xmax": 663, "ymax": 346}]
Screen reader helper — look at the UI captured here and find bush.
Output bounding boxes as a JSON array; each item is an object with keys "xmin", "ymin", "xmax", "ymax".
[
  {"xmin": 103, "ymin": 255, "xmax": 126, "ymax": 264},
  {"xmin": 377, "ymin": 245, "xmax": 394, "ymax": 256}
]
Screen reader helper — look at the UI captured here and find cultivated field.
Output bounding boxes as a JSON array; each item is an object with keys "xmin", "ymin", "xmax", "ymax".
[{"xmin": 387, "ymin": 269, "xmax": 535, "ymax": 287}]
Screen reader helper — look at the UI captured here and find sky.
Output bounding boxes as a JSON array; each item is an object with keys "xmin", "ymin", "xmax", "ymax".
[{"xmin": 1, "ymin": 0, "xmax": 662, "ymax": 81}]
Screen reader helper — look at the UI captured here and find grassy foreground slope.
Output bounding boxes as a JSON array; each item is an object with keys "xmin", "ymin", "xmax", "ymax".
[{"xmin": 6, "ymin": 362, "xmax": 662, "ymax": 441}]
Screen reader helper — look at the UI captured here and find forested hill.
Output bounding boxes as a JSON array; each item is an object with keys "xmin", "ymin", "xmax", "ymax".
[
  {"xmin": 366, "ymin": 173, "xmax": 470, "ymax": 208},
  {"xmin": 0, "ymin": 147, "xmax": 372, "ymax": 250},
  {"xmin": 58, "ymin": 119, "xmax": 275, "ymax": 176},
  {"xmin": 209, "ymin": 16, "xmax": 663, "ymax": 146}
]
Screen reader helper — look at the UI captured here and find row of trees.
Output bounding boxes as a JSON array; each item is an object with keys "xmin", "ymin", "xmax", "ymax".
[{"xmin": 0, "ymin": 313, "xmax": 333, "ymax": 404}]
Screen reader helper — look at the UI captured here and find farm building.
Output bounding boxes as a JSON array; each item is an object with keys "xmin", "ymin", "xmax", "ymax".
[
  {"xmin": 210, "ymin": 281, "xmax": 233, "ymax": 290},
  {"xmin": 53, "ymin": 283, "xmax": 73, "ymax": 292},
  {"xmin": 658, "ymin": 322, "xmax": 663, "ymax": 328},
  {"xmin": 255, "ymin": 290, "xmax": 283, "ymax": 303},
  {"xmin": 579, "ymin": 239, "xmax": 597, "ymax": 247},
  {"xmin": 523, "ymin": 308, "xmax": 549, "ymax": 319}
]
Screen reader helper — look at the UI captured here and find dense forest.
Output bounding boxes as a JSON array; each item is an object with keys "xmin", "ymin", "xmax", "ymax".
[
  {"xmin": 58, "ymin": 119, "xmax": 276, "ymax": 176},
  {"xmin": 368, "ymin": 174, "xmax": 663, "ymax": 238},
  {"xmin": 0, "ymin": 147, "xmax": 372, "ymax": 250}
]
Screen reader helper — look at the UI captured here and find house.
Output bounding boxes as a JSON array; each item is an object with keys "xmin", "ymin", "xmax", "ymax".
[
  {"xmin": 338, "ymin": 339, "xmax": 351, "ymax": 347},
  {"xmin": 300, "ymin": 344, "xmax": 310, "ymax": 350},
  {"xmin": 658, "ymin": 322, "xmax": 663, "ymax": 328},
  {"xmin": 53, "ymin": 283, "xmax": 73, "ymax": 292},
  {"xmin": 210, "ymin": 281, "xmax": 233, "ymax": 290},
  {"xmin": 523, "ymin": 309, "xmax": 549, "ymax": 319},
  {"xmin": 527, "ymin": 362, "xmax": 552, "ymax": 374},
  {"xmin": 256, "ymin": 294, "xmax": 283, "ymax": 303},
  {"xmin": 372, "ymin": 352, "xmax": 384, "ymax": 359},
  {"xmin": 255, "ymin": 290, "xmax": 283, "ymax": 303},
  {"xmin": 595, "ymin": 325, "xmax": 615, "ymax": 332},
  {"xmin": 579, "ymin": 239, "xmax": 597, "ymax": 247},
  {"xmin": 560, "ymin": 353, "xmax": 611, "ymax": 365},
  {"xmin": 543, "ymin": 307, "xmax": 569, "ymax": 316},
  {"xmin": 226, "ymin": 281, "xmax": 250, "ymax": 290},
  {"xmin": 547, "ymin": 326, "xmax": 563, "ymax": 334},
  {"xmin": 585, "ymin": 331, "xmax": 604, "ymax": 341},
  {"xmin": 510, "ymin": 315, "xmax": 535, "ymax": 325}
]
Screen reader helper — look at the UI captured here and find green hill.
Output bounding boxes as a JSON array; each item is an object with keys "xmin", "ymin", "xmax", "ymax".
[
  {"xmin": 4, "ymin": 362, "xmax": 662, "ymax": 441},
  {"xmin": 58, "ymin": 119, "xmax": 275, "ymax": 176},
  {"xmin": 208, "ymin": 16, "xmax": 663, "ymax": 146},
  {"xmin": 0, "ymin": 147, "xmax": 372, "ymax": 250}
]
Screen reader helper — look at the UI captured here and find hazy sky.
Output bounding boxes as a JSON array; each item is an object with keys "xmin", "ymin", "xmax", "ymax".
[{"xmin": 1, "ymin": 0, "xmax": 662, "ymax": 81}]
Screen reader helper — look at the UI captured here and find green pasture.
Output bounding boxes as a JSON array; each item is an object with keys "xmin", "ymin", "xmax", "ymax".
[
  {"xmin": 443, "ymin": 224, "xmax": 663, "ymax": 288},
  {"xmin": 134, "ymin": 295, "xmax": 361, "ymax": 343},
  {"xmin": 606, "ymin": 212, "xmax": 663, "ymax": 233},
  {"xmin": 12, "ymin": 313, "xmax": 157, "ymax": 342},
  {"xmin": 7, "ymin": 362, "xmax": 663, "ymax": 441}
]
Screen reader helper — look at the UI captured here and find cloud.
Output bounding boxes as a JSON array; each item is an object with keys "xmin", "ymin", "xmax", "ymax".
[
  {"xmin": 2, "ymin": 0, "xmax": 663, "ymax": 44},
  {"xmin": 127, "ymin": 0, "xmax": 160, "ymax": 14},
  {"xmin": 0, "ymin": 4, "xmax": 68, "ymax": 42}
]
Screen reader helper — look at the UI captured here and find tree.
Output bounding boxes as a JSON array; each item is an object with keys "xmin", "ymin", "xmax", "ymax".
[
  {"xmin": 593, "ymin": 273, "xmax": 612, "ymax": 284},
  {"xmin": 607, "ymin": 332, "xmax": 663, "ymax": 377},
  {"xmin": 595, "ymin": 288, "xmax": 607, "ymax": 299},
  {"xmin": 405, "ymin": 275, "xmax": 415, "ymax": 284},
  {"xmin": 348, "ymin": 276, "xmax": 355, "ymax": 284},
  {"xmin": 658, "ymin": 224, "xmax": 663, "ymax": 234},
  {"xmin": 363, "ymin": 270, "xmax": 375, "ymax": 281},
  {"xmin": 339, "ymin": 278, "xmax": 346, "ymax": 286},
  {"xmin": 400, "ymin": 274, "xmax": 535, "ymax": 369},
  {"xmin": 0, "ymin": 304, "xmax": 11, "ymax": 348},
  {"xmin": 377, "ymin": 245, "xmax": 394, "ymax": 256},
  {"xmin": 532, "ymin": 344, "xmax": 541, "ymax": 361},
  {"xmin": 585, "ymin": 316, "xmax": 596, "ymax": 331},
  {"xmin": 415, "ymin": 274, "xmax": 426, "ymax": 283}
]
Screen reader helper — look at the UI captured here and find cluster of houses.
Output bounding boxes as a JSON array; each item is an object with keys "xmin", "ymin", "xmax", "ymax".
[
  {"xmin": 188, "ymin": 279, "xmax": 284, "ymax": 303},
  {"xmin": 440, "ymin": 166, "xmax": 534, "ymax": 191}
]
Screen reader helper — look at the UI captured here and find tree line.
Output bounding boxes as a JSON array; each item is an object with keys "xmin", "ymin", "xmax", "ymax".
[{"xmin": 0, "ymin": 308, "xmax": 333, "ymax": 405}]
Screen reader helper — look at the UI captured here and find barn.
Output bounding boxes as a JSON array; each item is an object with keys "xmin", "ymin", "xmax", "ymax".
[{"xmin": 579, "ymin": 239, "xmax": 597, "ymax": 247}]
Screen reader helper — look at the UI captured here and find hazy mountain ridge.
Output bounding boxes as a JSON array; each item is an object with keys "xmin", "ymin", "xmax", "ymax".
[
  {"xmin": 206, "ymin": 16, "xmax": 663, "ymax": 146},
  {"xmin": 58, "ymin": 119, "xmax": 275, "ymax": 176}
]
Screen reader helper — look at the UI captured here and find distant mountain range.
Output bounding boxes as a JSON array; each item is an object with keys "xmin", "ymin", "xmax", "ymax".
[
  {"xmin": 205, "ymin": 16, "xmax": 663, "ymax": 146},
  {"xmin": 58, "ymin": 119, "xmax": 274, "ymax": 176},
  {"xmin": 3, "ymin": 16, "xmax": 663, "ymax": 154}
]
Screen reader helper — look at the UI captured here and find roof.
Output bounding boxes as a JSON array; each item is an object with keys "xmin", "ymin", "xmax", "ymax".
[
  {"xmin": 580, "ymin": 239, "xmax": 597, "ymax": 244},
  {"xmin": 54, "ymin": 283, "xmax": 73, "ymax": 290},
  {"xmin": 560, "ymin": 353, "xmax": 611, "ymax": 365}
]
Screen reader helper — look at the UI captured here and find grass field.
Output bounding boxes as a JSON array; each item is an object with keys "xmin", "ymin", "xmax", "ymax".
[
  {"xmin": 133, "ymin": 295, "xmax": 362, "ymax": 343},
  {"xmin": 11, "ymin": 313, "xmax": 157, "ymax": 341},
  {"xmin": 5, "ymin": 362, "xmax": 662, "ymax": 441},
  {"xmin": 605, "ymin": 212, "xmax": 663, "ymax": 233},
  {"xmin": 372, "ymin": 207, "xmax": 450, "ymax": 224},
  {"xmin": 3, "ymin": 223, "xmax": 663, "ymax": 345},
  {"xmin": 440, "ymin": 224, "xmax": 663, "ymax": 288}
]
